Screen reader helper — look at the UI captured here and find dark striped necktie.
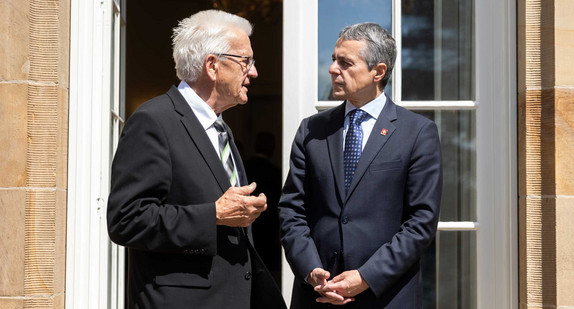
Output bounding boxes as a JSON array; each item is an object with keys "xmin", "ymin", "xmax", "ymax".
[{"xmin": 213, "ymin": 119, "xmax": 238, "ymax": 187}]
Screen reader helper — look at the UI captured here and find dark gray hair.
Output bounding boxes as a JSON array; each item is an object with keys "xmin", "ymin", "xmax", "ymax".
[
  {"xmin": 339, "ymin": 22, "xmax": 396, "ymax": 88},
  {"xmin": 172, "ymin": 10, "xmax": 253, "ymax": 82}
]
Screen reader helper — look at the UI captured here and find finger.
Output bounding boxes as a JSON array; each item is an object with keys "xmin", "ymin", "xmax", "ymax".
[
  {"xmin": 316, "ymin": 295, "xmax": 353, "ymax": 305},
  {"xmin": 251, "ymin": 203, "xmax": 267, "ymax": 213},
  {"xmin": 314, "ymin": 283, "xmax": 333, "ymax": 292},
  {"xmin": 320, "ymin": 291, "xmax": 344, "ymax": 301},
  {"xmin": 256, "ymin": 194, "xmax": 268, "ymax": 210},
  {"xmin": 234, "ymin": 182, "xmax": 256, "ymax": 195},
  {"xmin": 323, "ymin": 282, "xmax": 346, "ymax": 293},
  {"xmin": 330, "ymin": 274, "xmax": 345, "ymax": 283},
  {"xmin": 317, "ymin": 269, "xmax": 330, "ymax": 279},
  {"xmin": 334, "ymin": 298, "xmax": 355, "ymax": 305},
  {"xmin": 250, "ymin": 198, "xmax": 267, "ymax": 208},
  {"xmin": 246, "ymin": 195, "xmax": 267, "ymax": 208},
  {"xmin": 316, "ymin": 296, "xmax": 340, "ymax": 304},
  {"xmin": 310, "ymin": 268, "xmax": 330, "ymax": 286},
  {"xmin": 315, "ymin": 296, "xmax": 331, "ymax": 304}
]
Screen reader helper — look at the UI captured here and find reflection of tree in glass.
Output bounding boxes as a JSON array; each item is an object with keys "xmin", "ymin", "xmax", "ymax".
[
  {"xmin": 402, "ymin": 4, "xmax": 435, "ymax": 100},
  {"xmin": 317, "ymin": 0, "xmax": 392, "ymax": 101},
  {"xmin": 402, "ymin": 0, "xmax": 474, "ymax": 101}
]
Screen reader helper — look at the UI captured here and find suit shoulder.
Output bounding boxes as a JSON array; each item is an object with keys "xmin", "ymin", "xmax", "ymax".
[
  {"xmin": 123, "ymin": 92, "xmax": 178, "ymax": 132},
  {"xmin": 304, "ymin": 104, "xmax": 344, "ymax": 126},
  {"xmin": 132, "ymin": 93, "xmax": 173, "ymax": 115}
]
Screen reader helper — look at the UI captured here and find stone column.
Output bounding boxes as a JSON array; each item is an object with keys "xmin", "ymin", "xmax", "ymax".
[
  {"xmin": 518, "ymin": 0, "xmax": 574, "ymax": 308},
  {"xmin": 553, "ymin": 0, "xmax": 574, "ymax": 306},
  {"xmin": 0, "ymin": 0, "xmax": 69, "ymax": 308}
]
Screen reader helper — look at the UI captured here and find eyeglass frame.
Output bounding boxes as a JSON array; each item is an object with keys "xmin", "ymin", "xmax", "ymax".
[{"xmin": 215, "ymin": 53, "xmax": 256, "ymax": 73}]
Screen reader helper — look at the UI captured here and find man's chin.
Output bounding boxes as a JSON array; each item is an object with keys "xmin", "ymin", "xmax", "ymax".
[
  {"xmin": 331, "ymin": 92, "xmax": 346, "ymax": 100},
  {"xmin": 237, "ymin": 97, "xmax": 249, "ymax": 105}
]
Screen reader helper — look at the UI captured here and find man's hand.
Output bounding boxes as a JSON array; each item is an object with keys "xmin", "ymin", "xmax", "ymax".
[
  {"xmin": 307, "ymin": 268, "xmax": 330, "ymax": 288},
  {"xmin": 215, "ymin": 183, "xmax": 267, "ymax": 227},
  {"xmin": 307, "ymin": 268, "xmax": 353, "ymax": 305},
  {"xmin": 315, "ymin": 270, "xmax": 368, "ymax": 304}
]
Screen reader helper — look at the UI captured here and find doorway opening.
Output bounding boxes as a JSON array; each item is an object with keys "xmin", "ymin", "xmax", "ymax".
[{"xmin": 125, "ymin": 0, "xmax": 284, "ymax": 287}]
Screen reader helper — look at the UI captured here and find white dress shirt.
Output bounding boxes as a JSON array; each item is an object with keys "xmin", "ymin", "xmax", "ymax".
[
  {"xmin": 343, "ymin": 93, "xmax": 387, "ymax": 150},
  {"xmin": 177, "ymin": 80, "xmax": 241, "ymax": 184}
]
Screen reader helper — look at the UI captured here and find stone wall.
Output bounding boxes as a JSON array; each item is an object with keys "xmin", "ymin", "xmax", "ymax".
[
  {"xmin": 518, "ymin": 0, "xmax": 574, "ymax": 308},
  {"xmin": 0, "ymin": 0, "xmax": 69, "ymax": 308}
]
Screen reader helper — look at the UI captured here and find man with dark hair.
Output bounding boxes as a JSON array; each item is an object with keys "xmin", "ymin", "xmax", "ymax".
[{"xmin": 279, "ymin": 22, "xmax": 442, "ymax": 308}]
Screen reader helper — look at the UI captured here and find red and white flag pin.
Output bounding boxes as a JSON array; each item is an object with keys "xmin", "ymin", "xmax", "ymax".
[{"xmin": 381, "ymin": 128, "xmax": 388, "ymax": 135}]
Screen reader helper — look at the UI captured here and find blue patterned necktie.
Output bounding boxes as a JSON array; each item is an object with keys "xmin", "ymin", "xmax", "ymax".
[
  {"xmin": 344, "ymin": 109, "xmax": 370, "ymax": 193},
  {"xmin": 213, "ymin": 119, "xmax": 238, "ymax": 187}
]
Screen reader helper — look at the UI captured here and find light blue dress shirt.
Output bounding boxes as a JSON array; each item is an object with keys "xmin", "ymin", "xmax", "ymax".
[{"xmin": 343, "ymin": 93, "xmax": 387, "ymax": 150}]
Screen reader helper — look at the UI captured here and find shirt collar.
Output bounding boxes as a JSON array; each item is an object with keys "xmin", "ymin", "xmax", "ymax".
[
  {"xmin": 177, "ymin": 80, "xmax": 221, "ymax": 130},
  {"xmin": 344, "ymin": 92, "xmax": 387, "ymax": 120}
]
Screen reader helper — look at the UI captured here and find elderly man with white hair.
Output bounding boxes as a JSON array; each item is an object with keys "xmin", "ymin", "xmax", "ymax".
[{"xmin": 107, "ymin": 10, "xmax": 286, "ymax": 309}]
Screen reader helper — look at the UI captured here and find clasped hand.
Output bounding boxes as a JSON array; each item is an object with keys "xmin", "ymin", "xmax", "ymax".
[
  {"xmin": 215, "ymin": 182, "xmax": 267, "ymax": 227},
  {"xmin": 307, "ymin": 268, "xmax": 369, "ymax": 305}
]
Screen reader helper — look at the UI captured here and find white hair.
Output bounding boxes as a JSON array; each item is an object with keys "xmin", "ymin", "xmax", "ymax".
[{"xmin": 172, "ymin": 10, "xmax": 253, "ymax": 82}]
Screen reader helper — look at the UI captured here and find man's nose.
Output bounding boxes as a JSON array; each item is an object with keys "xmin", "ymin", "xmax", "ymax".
[
  {"xmin": 328, "ymin": 61, "xmax": 339, "ymax": 74},
  {"xmin": 248, "ymin": 64, "xmax": 258, "ymax": 78}
]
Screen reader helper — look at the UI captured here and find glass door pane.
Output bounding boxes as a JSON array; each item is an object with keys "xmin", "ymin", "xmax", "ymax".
[
  {"xmin": 422, "ymin": 231, "xmax": 477, "ymax": 309},
  {"xmin": 402, "ymin": 0, "xmax": 474, "ymax": 100},
  {"xmin": 413, "ymin": 110, "xmax": 476, "ymax": 221},
  {"xmin": 318, "ymin": 0, "xmax": 392, "ymax": 100}
]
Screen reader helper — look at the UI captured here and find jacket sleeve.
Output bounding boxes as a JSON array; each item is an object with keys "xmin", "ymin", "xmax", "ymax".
[
  {"xmin": 358, "ymin": 120, "xmax": 443, "ymax": 297},
  {"xmin": 106, "ymin": 109, "xmax": 217, "ymax": 255},
  {"xmin": 278, "ymin": 119, "xmax": 324, "ymax": 281}
]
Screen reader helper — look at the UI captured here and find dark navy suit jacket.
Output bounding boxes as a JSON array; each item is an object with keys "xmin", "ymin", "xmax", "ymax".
[
  {"xmin": 279, "ymin": 98, "xmax": 442, "ymax": 308},
  {"xmin": 107, "ymin": 86, "xmax": 285, "ymax": 309}
]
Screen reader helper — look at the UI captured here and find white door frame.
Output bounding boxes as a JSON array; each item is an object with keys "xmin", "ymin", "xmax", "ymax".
[{"xmin": 67, "ymin": 0, "xmax": 125, "ymax": 308}]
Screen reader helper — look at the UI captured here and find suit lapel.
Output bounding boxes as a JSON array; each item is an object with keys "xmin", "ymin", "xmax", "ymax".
[
  {"xmin": 346, "ymin": 97, "xmax": 398, "ymax": 201},
  {"xmin": 326, "ymin": 103, "xmax": 347, "ymax": 204},
  {"xmin": 167, "ymin": 86, "xmax": 232, "ymax": 193}
]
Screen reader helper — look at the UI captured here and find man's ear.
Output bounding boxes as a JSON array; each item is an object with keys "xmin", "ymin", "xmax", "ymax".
[
  {"xmin": 205, "ymin": 54, "xmax": 218, "ymax": 81},
  {"xmin": 373, "ymin": 63, "xmax": 387, "ymax": 83}
]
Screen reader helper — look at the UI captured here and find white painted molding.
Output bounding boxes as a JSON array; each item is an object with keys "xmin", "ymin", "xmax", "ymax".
[
  {"xmin": 281, "ymin": 0, "xmax": 319, "ymax": 303},
  {"xmin": 438, "ymin": 222, "xmax": 480, "ymax": 230},
  {"xmin": 67, "ymin": 1, "xmax": 124, "ymax": 308},
  {"xmin": 316, "ymin": 100, "xmax": 478, "ymax": 111},
  {"xmin": 475, "ymin": 0, "xmax": 518, "ymax": 308}
]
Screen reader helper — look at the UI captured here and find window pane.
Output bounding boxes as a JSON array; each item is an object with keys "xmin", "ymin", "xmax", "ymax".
[
  {"xmin": 402, "ymin": 0, "xmax": 474, "ymax": 100},
  {"xmin": 413, "ymin": 110, "xmax": 476, "ymax": 221},
  {"xmin": 318, "ymin": 0, "xmax": 392, "ymax": 101},
  {"xmin": 422, "ymin": 231, "xmax": 477, "ymax": 309}
]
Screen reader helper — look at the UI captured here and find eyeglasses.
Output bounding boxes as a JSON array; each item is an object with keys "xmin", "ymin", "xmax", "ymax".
[{"xmin": 215, "ymin": 53, "xmax": 255, "ymax": 73}]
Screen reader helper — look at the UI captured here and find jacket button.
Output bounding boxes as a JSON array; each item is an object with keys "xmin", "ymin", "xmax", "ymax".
[
  {"xmin": 342, "ymin": 216, "xmax": 349, "ymax": 224},
  {"xmin": 244, "ymin": 272, "xmax": 252, "ymax": 280}
]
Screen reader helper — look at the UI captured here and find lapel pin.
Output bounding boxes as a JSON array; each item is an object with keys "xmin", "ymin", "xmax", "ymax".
[{"xmin": 381, "ymin": 128, "xmax": 388, "ymax": 135}]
